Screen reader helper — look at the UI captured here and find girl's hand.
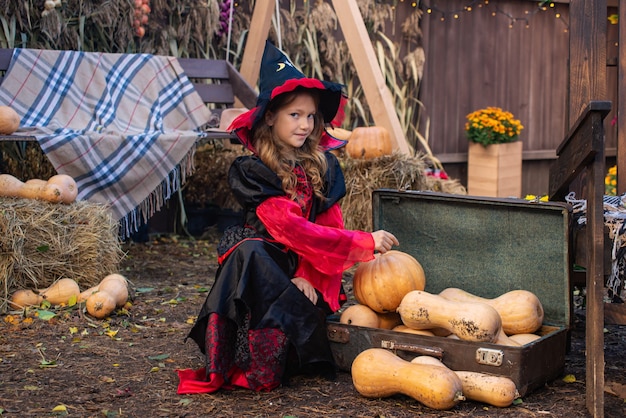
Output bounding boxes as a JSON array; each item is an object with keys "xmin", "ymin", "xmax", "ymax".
[
  {"xmin": 371, "ymin": 230, "xmax": 399, "ymax": 254},
  {"xmin": 292, "ymin": 277, "xmax": 318, "ymax": 304}
]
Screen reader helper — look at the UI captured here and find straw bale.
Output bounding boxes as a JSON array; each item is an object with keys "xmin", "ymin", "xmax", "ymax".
[
  {"xmin": 183, "ymin": 142, "xmax": 250, "ymax": 211},
  {"xmin": 1, "ymin": 198, "xmax": 124, "ymax": 313},
  {"xmin": 339, "ymin": 152, "xmax": 467, "ymax": 231},
  {"xmin": 184, "ymin": 148, "xmax": 466, "ymax": 233}
]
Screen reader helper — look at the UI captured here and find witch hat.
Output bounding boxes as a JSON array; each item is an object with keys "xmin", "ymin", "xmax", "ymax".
[{"xmin": 228, "ymin": 40, "xmax": 347, "ymax": 152}]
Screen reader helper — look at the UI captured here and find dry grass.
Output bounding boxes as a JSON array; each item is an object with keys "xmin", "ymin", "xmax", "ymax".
[
  {"xmin": 340, "ymin": 152, "xmax": 466, "ymax": 231},
  {"xmin": 0, "ymin": 198, "xmax": 124, "ymax": 313}
]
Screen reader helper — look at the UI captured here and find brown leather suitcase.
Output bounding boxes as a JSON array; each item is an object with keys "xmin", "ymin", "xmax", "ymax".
[{"xmin": 327, "ymin": 190, "xmax": 572, "ymax": 397}]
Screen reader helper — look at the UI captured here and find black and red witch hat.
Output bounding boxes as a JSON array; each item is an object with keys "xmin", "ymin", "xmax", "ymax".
[{"xmin": 228, "ymin": 40, "xmax": 347, "ymax": 153}]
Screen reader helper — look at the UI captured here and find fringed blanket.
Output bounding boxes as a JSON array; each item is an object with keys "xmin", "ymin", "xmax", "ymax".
[
  {"xmin": 0, "ymin": 48, "xmax": 212, "ymax": 239},
  {"xmin": 566, "ymin": 192, "xmax": 626, "ymax": 301}
]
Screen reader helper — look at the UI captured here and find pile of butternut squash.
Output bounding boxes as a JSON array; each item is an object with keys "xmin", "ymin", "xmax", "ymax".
[
  {"xmin": 344, "ymin": 251, "xmax": 547, "ymax": 410},
  {"xmin": 0, "ymin": 173, "xmax": 78, "ymax": 204},
  {"xmin": 345, "ymin": 250, "xmax": 545, "ymax": 345},
  {"xmin": 9, "ymin": 273, "xmax": 129, "ymax": 319}
]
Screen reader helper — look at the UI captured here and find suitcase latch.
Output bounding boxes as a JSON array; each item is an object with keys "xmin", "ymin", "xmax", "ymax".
[
  {"xmin": 327, "ymin": 323, "xmax": 350, "ymax": 343},
  {"xmin": 475, "ymin": 348, "xmax": 504, "ymax": 366}
]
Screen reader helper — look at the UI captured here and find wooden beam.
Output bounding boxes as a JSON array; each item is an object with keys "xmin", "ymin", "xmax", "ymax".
[
  {"xmin": 618, "ymin": 0, "xmax": 626, "ymax": 194},
  {"xmin": 568, "ymin": 0, "xmax": 608, "ymax": 125},
  {"xmin": 236, "ymin": 0, "xmax": 274, "ymax": 106},
  {"xmin": 567, "ymin": 2, "xmax": 608, "ymax": 414},
  {"xmin": 331, "ymin": 0, "xmax": 411, "ymax": 155}
]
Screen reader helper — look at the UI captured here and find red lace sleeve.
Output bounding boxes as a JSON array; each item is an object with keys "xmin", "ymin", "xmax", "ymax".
[
  {"xmin": 257, "ymin": 197, "xmax": 374, "ymax": 311},
  {"xmin": 257, "ymin": 197, "xmax": 374, "ymax": 274}
]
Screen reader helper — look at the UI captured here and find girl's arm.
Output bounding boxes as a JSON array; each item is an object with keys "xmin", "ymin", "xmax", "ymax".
[{"xmin": 256, "ymin": 197, "xmax": 375, "ymax": 275}]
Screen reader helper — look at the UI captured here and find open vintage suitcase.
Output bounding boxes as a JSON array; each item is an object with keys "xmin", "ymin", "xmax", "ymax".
[{"xmin": 327, "ymin": 190, "xmax": 573, "ymax": 397}]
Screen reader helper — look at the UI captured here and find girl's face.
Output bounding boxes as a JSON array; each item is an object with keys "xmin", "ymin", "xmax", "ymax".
[{"xmin": 265, "ymin": 93, "xmax": 317, "ymax": 149}]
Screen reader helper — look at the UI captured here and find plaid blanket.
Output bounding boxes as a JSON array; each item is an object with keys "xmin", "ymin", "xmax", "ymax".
[{"xmin": 0, "ymin": 48, "xmax": 212, "ymax": 239}]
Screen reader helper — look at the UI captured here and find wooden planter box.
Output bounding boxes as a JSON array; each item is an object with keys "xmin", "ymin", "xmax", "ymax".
[{"xmin": 467, "ymin": 141, "xmax": 522, "ymax": 197}]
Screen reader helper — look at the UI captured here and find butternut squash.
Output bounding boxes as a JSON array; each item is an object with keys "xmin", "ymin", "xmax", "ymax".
[
  {"xmin": 509, "ymin": 333, "xmax": 542, "ymax": 345},
  {"xmin": 438, "ymin": 287, "xmax": 544, "ymax": 335},
  {"xmin": 0, "ymin": 174, "xmax": 24, "ymax": 197},
  {"xmin": 377, "ymin": 311, "xmax": 402, "ymax": 329},
  {"xmin": 392, "ymin": 325, "xmax": 435, "ymax": 336},
  {"xmin": 397, "ymin": 290, "xmax": 501, "ymax": 343},
  {"xmin": 0, "ymin": 173, "xmax": 78, "ymax": 204},
  {"xmin": 495, "ymin": 328, "xmax": 521, "ymax": 346},
  {"xmin": 86, "ymin": 291, "xmax": 117, "ymax": 319},
  {"xmin": 47, "ymin": 174, "xmax": 78, "ymax": 204},
  {"xmin": 454, "ymin": 371, "xmax": 520, "ymax": 407},
  {"xmin": 78, "ymin": 285, "xmax": 100, "ymax": 303},
  {"xmin": 351, "ymin": 348, "xmax": 465, "ymax": 410},
  {"xmin": 0, "ymin": 105, "xmax": 20, "ymax": 134},
  {"xmin": 38, "ymin": 278, "xmax": 80, "ymax": 305},
  {"xmin": 98, "ymin": 275, "xmax": 129, "ymax": 308},
  {"xmin": 9, "ymin": 289, "xmax": 44, "ymax": 310},
  {"xmin": 410, "ymin": 356, "xmax": 520, "ymax": 407}
]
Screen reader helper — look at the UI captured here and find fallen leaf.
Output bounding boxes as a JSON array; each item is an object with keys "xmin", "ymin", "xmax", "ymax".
[
  {"xmin": 69, "ymin": 327, "xmax": 78, "ymax": 335},
  {"xmin": 562, "ymin": 374, "xmax": 577, "ymax": 383},
  {"xmin": 148, "ymin": 353, "xmax": 170, "ymax": 360},
  {"xmin": 605, "ymin": 381, "xmax": 626, "ymax": 399},
  {"xmin": 36, "ymin": 309, "xmax": 56, "ymax": 321},
  {"xmin": 51, "ymin": 404, "xmax": 67, "ymax": 413},
  {"xmin": 100, "ymin": 376, "xmax": 116, "ymax": 383}
]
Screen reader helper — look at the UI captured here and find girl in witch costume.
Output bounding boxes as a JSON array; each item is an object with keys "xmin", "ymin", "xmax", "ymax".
[{"xmin": 177, "ymin": 41, "xmax": 399, "ymax": 394}]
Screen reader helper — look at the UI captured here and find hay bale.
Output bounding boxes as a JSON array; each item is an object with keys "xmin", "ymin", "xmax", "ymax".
[
  {"xmin": 340, "ymin": 152, "xmax": 467, "ymax": 231},
  {"xmin": 1, "ymin": 198, "xmax": 124, "ymax": 313},
  {"xmin": 184, "ymin": 148, "xmax": 466, "ymax": 233}
]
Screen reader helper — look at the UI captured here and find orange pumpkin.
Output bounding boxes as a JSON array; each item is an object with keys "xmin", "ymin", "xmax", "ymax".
[
  {"xmin": 345, "ymin": 126, "xmax": 393, "ymax": 159},
  {"xmin": 353, "ymin": 250, "xmax": 426, "ymax": 313}
]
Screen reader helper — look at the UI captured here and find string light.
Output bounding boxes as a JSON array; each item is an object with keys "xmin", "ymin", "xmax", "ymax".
[{"xmin": 421, "ymin": 0, "xmax": 568, "ymax": 30}]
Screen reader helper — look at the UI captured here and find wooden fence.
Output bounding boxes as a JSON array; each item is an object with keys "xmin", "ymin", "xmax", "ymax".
[{"xmin": 414, "ymin": 0, "xmax": 617, "ymax": 196}]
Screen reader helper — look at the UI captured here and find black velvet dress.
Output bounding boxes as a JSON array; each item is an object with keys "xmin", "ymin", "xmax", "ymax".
[{"xmin": 179, "ymin": 152, "xmax": 374, "ymax": 394}]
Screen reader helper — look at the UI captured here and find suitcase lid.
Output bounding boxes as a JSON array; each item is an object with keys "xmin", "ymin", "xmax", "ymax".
[{"xmin": 372, "ymin": 190, "xmax": 572, "ymax": 328}]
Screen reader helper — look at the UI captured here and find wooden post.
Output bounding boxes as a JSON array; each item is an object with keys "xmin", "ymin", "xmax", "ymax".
[
  {"xmin": 331, "ymin": 0, "xmax": 411, "ymax": 155},
  {"xmin": 568, "ymin": 1, "xmax": 607, "ymax": 416},
  {"xmin": 618, "ymin": 0, "xmax": 626, "ymax": 194},
  {"xmin": 235, "ymin": 0, "xmax": 275, "ymax": 107}
]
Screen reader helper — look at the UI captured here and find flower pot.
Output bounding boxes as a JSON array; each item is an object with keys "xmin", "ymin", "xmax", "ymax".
[{"xmin": 467, "ymin": 141, "xmax": 522, "ymax": 197}]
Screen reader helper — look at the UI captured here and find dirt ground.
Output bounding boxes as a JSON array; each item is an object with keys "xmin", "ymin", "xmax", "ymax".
[{"xmin": 1, "ymin": 233, "xmax": 625, "ymax": 418}]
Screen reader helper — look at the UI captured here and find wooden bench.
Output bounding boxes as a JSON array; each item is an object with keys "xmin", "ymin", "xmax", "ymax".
[{"xmin": 0, "ymin": 48, "xmax": 258, "ymax": 143}]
